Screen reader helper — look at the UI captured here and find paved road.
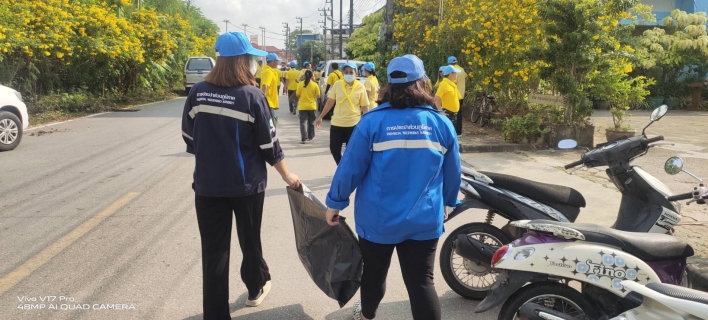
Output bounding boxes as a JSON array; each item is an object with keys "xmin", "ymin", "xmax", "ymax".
[{"xmin": 0, "ymin": 97, "xmax": 497, "ymax": 320}]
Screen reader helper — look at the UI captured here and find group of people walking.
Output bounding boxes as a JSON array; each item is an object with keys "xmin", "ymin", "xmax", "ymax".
[{"xmin": 182, "ymin": 31, "xmax": 462, "ymax": 320}]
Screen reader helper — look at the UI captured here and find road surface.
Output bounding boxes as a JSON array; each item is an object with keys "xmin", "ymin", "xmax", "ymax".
[{"xmin": 0, "ymin": 97, "xmax": 496, "ymax": 319}]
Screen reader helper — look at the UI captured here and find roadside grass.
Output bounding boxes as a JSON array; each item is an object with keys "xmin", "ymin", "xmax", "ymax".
[{"xmin": 26, "ymin": 88, "xmax": 183, "ymax": 127}]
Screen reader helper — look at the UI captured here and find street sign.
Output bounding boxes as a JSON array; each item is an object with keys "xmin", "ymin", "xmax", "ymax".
[
  {"xmin": 529, "ymin": 92, "xmax": 565, "ymax": 107},
  {"xmin": 250, "ymin": 35, "xmax": 258, "ymax": 44}
]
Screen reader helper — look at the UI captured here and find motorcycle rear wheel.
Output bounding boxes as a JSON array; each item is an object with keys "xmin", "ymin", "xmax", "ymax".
[
  {"xmin": 498, "ymin": 282, "xmax": 598, "ymax": 320},
  {"xmin": 440, "ymin": 222, "xmax": 510, "ymax": 300}
]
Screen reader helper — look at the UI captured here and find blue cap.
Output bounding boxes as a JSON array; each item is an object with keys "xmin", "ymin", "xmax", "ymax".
[
  {"xmin": 214, "ymin": 32, "xmax": 267, "ymax": 57},
  {"xmin": 266, "ymin": 53, "xmax": 282, "ymax": 62},
  {"xmin": 289, "ymin": 61, "xmax": 296, "ymax": 67},
  {"xmin": 387, "ymin": 54, "xmax": 426, "ymax": 84},
  {"xmin": 442, "ymin": 65, "xmax": 461, "ymax": 76},
  {"xmin": 303, "ymin": 61, "xmax": 310, "ymax": 66},
  {"xmin": 317, "ymin": 66, "xmax": 322, "ymax": 70},
  {"xmin": 438, "ymin": 66, "xmax": 445, "ymax": 72},
  {"xmin": 340, "ymin": 62, "xmax": 357, "ymax": 70},
  {"xmin": 363, "ymin": 62, "xmax": 375, "ymax": 72},
  {"xmin": 448, "ymin": 56, "xmax": 457, "ymax": 64}
]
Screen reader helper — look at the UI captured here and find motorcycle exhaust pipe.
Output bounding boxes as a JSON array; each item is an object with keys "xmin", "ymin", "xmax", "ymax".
[{"xmin": 453, "ymin": 234, "xmax": 496, "ymax": 267}]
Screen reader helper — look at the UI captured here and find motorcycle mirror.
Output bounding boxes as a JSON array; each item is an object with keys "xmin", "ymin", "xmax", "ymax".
[
  {"xmin": 651, "ymin": 105, "xmax": 668, "ymax": 122},
  {"xmin": 558, "ymin": 139, "xmax": 578, "ymax": 149},
  {"xmin": 664, "ymin": 157, "xmax": 684, "ymax": 175}
]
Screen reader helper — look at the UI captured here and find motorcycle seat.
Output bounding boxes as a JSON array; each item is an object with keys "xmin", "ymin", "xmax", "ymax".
[
  {"xmin": 480, "ymin": 171, "xmax": 586, "ymax": 208},
  {"xmin": 646, "ymin": 283, "xmax": 708, "ymax": 305},
  {"xmin": 532, "ymin": 220, "xmax": 694, "ymax": 261}
]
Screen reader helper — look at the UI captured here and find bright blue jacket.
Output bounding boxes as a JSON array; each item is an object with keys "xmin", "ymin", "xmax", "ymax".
[{"xmin": 326, "ymin": 102, "xmax": 461, "ymax": 244}]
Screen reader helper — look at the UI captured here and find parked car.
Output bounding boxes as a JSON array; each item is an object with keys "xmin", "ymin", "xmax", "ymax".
[
  {"xmin": 317, "ymin": 60, "xmax": 366, "ymax": 119},
  {"xmin": 0, "ymin": 85, "xmax": 29, "ymax": 151},
  {"xmin": 183, "ymin": 57, "xmax": 215, "ymax": 95}
]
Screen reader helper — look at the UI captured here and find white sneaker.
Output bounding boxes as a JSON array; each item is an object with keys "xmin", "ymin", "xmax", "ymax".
[
  {"xmin": 245, "ymin": 281, "xmax": 271, "ymax": 307},
  {"xmin": 353, "ymin": 300, "xmax": 362, "ymax": 320}
]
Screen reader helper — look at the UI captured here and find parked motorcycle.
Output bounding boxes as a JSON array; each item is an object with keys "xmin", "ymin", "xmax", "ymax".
[
  {"xmin": 518, "ymin": 280, "xmax": 708, "ymax": 320},
  {"xmin": 474, "ymin": 157, "xmax": 706, "ymax": 320},
  {"xmin": 443, "ymin": 105, "xmax": 678, "ymax": 299}
]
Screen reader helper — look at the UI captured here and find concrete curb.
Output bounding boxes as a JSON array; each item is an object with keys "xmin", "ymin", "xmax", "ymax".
[{"xmin": 459, "ymin": 143, "xmax": 535, "ymax": 153}]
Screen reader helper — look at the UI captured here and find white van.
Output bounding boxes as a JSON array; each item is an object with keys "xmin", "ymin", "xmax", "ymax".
[
  {"xmin": 317, "ymin": 60, "xmax": 366, "ymax": 118},
  {"xmin": 183, "ymin": 57, "xmax": 216, "ymax": 94}
]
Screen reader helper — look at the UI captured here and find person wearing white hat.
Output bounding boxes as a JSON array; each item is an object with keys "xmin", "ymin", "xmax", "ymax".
[{"xmin": 181, "ymin": 31, "xmax": 301, "ymax": 318}]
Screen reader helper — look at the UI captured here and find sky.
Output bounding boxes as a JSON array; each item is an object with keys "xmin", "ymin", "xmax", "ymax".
[{"xmin": 190, "ymin": 0, "xmax": 385, "ymax": 50}]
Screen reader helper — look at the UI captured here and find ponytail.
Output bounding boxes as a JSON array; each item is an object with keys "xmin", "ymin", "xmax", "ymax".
[{"xmin": 304, "ymin": 70, "xmax": 313, "ymax": 87}]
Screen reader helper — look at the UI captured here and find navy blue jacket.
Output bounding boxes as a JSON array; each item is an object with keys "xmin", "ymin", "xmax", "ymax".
[
  {"xmin": 182, "ymin": 81, "xmax": 284, "ymax": 197},
  {"xmin": 326, "ymin": 102, "xmax": 461, "ymax": 244}
]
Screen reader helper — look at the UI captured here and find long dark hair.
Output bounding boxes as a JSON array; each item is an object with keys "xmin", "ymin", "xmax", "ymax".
[
  {"xmin": 204, "ymin": 54, "xmax": 256, "ymax": 87},
  {"xmin": 377, "ymin": 72, "xmax": 435, "ymax": 109},
  {"xmin": 366, "ymin": 69, "xmax": 376, "ymax": 77},
  {"xmin": 304, "ymin": 70, "xmax": 313, "ymax": 87}
]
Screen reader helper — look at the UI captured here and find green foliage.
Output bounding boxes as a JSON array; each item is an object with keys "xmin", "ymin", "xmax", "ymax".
[
  {"xmin": 531, "ymin": 0, "xmax": 639, "ymax": 124},
  {"xmin": 346, "ymin": 10, "xmax": 384, "ymax": 63},
  {"xmin": 498, "ymin": 107, "xmax": 552, "ymax": 143},
  {"xmin": 638, "ymin": 10, "xmax": 708, "ymax": 97},
  {"xmin": 298, "ymin": 41, "xmax": 325, "ymax": 66}
]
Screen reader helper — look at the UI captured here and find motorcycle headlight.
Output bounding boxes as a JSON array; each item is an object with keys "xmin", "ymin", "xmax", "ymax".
[
  {"xmin": 514, "ymin": 247, "xmax": 535, "ymax": 260},
  {"xmin": 14, "ymin": 90, "xmax": 22, "ymax": 102}
]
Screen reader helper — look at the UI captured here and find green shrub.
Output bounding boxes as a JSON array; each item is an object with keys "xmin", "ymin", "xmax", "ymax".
[{"xmin": 497, "ymin": 108, "xmax": 552, "ymax": 143}]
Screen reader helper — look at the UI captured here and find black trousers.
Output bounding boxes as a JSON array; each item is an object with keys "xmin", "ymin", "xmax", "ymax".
[
  {"xmin": 359, "ymin": 238, "xmax": 441, "ymax": 320},
  {"xmin": 288, "ymin": 90, "xmax": 297, "ymax": 113},
  {"xmin": 455, "ymin": 99, "xmax": 463, "ymax": 135},
  {"xmin": 329, "ymin": 124, "xmax": 355, "ymax": 165},
  {"xmin": 299, "ymin": 110, "xmax": 316, "ymax": 141},
  {"xmin": 195, "ymin": 192, "xmax": 271, "ymax": 320}
]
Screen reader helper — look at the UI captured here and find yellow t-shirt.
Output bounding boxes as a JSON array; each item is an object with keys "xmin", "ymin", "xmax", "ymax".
[
  {"xmin": 275, "ymin": 68, "xmax": 283, "ymax": 86},
  {"xmin": 296, "ymin": 80, "xmax": 321, "ymax": 111},
  {"xmin": 327, "ymin": 70, "xmax": 343, "ymax": 86},
  {"xmin": 327, "ymin": 80, "xmax": 369, "ymax": 127},
  {"xmin": 453, "ymin": 65, "xmax": 467, "ymax": 99},
  {"xmin": 297, "ymin": 69, "xmax": 311, "ymax": 82},
  {"xmin": 260, "ymin": 65, "xmax": 279, "ymax": 109},
  {"xmin": 436, "ymin": 78, "xmax": 461, "ymax": 113},
  {"xmin": 286, "ymin": 69, "xmax": 300, "ymax": 91},
  {"xmin": 364, "ymin": 75, "xmax": 379, "ymax": 109},
  {"xmin": 255, "ymin": 63, "xmax": 263, "ymax": 79}
]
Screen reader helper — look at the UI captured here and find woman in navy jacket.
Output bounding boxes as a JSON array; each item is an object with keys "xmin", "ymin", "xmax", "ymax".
[{"xmin": 324, "ymin": 54, "xmax": 461, "ymax": 320}]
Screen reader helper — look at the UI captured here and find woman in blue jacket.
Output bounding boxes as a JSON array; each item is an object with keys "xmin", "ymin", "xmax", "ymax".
[{"xmin": 324, "ymin": 54, "xmax": 461, "ymax": 320}]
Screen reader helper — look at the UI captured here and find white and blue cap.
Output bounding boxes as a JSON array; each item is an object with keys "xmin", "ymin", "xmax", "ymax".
[
  {"xmin": 448, "ymin": 56, "xmax": 457, "ymax": 64},
  {"xmin": 387, "ymin": 54, "xmax": 426, "ymax": 84},
  {"xmin": 340, "ymin": 62, "xmax": 358, "ymax": 70},
  {"xmin": 266, "ymin": 53, "xmax": 282, "ymax": 62},
  {"xmin": 214, "ymin": 32, "xmax": 267, "ymax": 57},
  {"xmin": 442, "ymin": 65, "xmax": 461, "ymax": 76},
  {"xmin": 363, "ymin": 62, "xmax": 375, "ymax": 72}
]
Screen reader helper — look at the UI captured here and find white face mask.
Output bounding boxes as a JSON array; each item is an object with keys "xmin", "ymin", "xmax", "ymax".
[
  {"xmin": 343, "ymin": 74, "xmax": 355, "ymax": 83},
  {"xmin": 250, "ymin": 59, "xmax": 258, "ymax": 75}
]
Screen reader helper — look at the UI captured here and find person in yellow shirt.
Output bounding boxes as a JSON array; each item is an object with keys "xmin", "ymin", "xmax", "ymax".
[
  {"xmin": 324, "ymin": 62, "xmax": 343, "ymax": 96},
  {"xmin": 316, "ymin": 62, "xmax": 369, "ymax": 165},
  {"xmin": 362, "ymin": 62, "xmax": 379, "ymax": 109},
  {"xmin": 296, "ymin": 70, "xmax": 321, "ymax": 144},
  {"xmin": 297, "ymin": 61, "xmax": 312, "ymax": 82},
  {"xmin": 285, "ymin": 62, "xmax": 300, "ymax": 115},
  {"xmin": 448, "ymin": 56, "xmax": 466, "ymax": 135},
  {"xmin": 261, "ymin": 53, "xmax": 282, "ymax": 115},
  {"xmin": 255, "ymin": 58, "xmax": 263, "ymax": 87},
  {"xmin": 274, "ymin": 66, "xmax": 283, "ymax": 98},
  {"xmin": 435, "ymin": 65, "xmax": 462, "ymax": 135}
]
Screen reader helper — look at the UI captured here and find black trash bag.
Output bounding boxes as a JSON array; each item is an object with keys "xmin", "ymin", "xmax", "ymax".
[{"xmin": 287, "ymin": 185, "xmax": 363, "ymax": 308}]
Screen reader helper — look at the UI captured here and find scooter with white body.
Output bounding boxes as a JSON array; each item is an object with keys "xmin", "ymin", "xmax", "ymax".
[
  {"xmin": 473, "ymin": 158, "xmax": 707, "ymax": 320},
  {"xmin": 518, "ymin": 280, "xmax": 708, "ymax": 320},
  {"xmin": 444, "ymin": 105, "xmax": 682, "ymax": 300}
]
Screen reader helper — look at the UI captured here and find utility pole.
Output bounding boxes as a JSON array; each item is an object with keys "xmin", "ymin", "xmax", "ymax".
[
  {"xmin": 349, "ymin": 0, "xmax": 354, "ymax": 35},
  {"xmin": 223, "ymin": 19, "xmax": 230, "ymax": 32},
  {"xmin": 282, "ymin": 22, "xmax": 290, "ymax": 62},
  {"xmin": 296, "ymin": 17, "xmax": 303, "ymax": 65},
  {"xmin": 339, "ymin": 0, "xmax": 343, "ymax": 58},
  {"xmin": 319, "ymin": 7, "xmax": 328, "ymax": 64},
  {"xmin": 259, "ymin": 26, "xmax": 266, "ymax": 50},
  {"xmin": 241, "ymin": 23, "xmax": 249, "ymax": 34}
]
